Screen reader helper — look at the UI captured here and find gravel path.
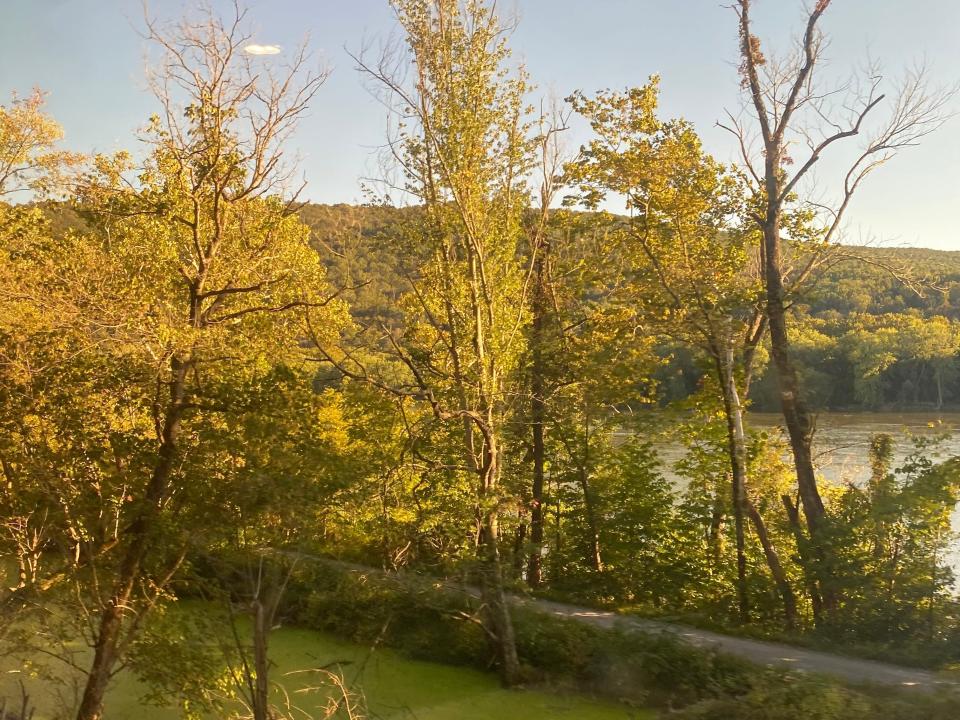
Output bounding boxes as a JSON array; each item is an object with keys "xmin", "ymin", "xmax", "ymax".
[
  {"xmin": 295, "ymin": 554, "xmax": 958, "ymax": 692},
  {"xmin": 515, "ymin": 595, "xmax": 956, "ymax": 691}
]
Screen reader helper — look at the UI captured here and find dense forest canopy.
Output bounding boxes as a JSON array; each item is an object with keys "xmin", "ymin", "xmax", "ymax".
[
  {"xmin": 293, "ymin": 203, "xmax": 960, "ymax": 411},
  {"xmin": 1, "ymin": 2, "xmax": 959, "ymax": 720},
  {"xmin": 41, "ymin": 199, "xmax": 960, "ymax": 414}
]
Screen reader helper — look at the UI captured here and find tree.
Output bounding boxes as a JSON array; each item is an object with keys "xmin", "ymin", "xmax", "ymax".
[
  {"xmin": 316, "ymin": 0, "xmax": 536, "ymax": 685},
  {"xmin": 517, "ymin": 204, "xmax": 661, "ymax": 588},
  {"xmin": 1, "ymin": 4, "xmax": 341, "ymax": 718},
  {"xmin": 0, "ymin": 88, "xmax": 79, "ymax": 198},
  {"xmin": 728, "ymin": 0, "xmax": 952, "ymax": 609},
  {"xmin": 567, "ymin": 80, "xmax": 796, "ymax": 625},
  {"xmin": 523, "ymin": 106, "xmax": 568, "ymax": 588}
]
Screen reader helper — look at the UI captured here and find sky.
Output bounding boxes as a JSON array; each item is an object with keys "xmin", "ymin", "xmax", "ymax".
[{"xmin": 2, "ymin": 0, "xmax": 959, "ymax": 249}]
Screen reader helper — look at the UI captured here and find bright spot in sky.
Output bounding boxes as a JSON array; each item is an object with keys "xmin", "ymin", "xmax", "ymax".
[{"xmin": 244, "ymin": 44, "xmax": 281, "ymax": 56}]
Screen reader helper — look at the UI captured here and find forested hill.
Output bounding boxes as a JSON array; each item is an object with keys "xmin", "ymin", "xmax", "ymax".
[
  {"xmin": 803, "ymin": 245, "xmax": 960, "ymax": 318},
  {"xmin": 298, "ymin": 203, "xmax": 960, "ymax": 311},
  {"xmin": 41, "ymin": 201, "xmax": 960, "ymax": 411},
  {"xmin": 297, "ymin": 203, "xmax": 960, "ymax": 412}
]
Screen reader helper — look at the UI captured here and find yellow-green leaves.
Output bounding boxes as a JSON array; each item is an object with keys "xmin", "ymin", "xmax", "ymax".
[
  {"xmin": 568, "ymin": 81, "xmax": 762, "ymax": 356},
  {"xmin": 0, "ymin": 89, "xmax": 81, "ymax": 198}
]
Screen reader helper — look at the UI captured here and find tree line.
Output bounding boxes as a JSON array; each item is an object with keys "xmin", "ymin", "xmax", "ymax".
[{"xmin": 1, "ymin": 1, "xmax": 958, "ymax": 719}]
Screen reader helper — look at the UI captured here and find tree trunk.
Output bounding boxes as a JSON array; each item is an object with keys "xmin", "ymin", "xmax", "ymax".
[
  {"xmin": 513, "ymin": 510, "xmax": 527, "ymax": 577},
  {"xmin": 476, "ymin": 432, "xmax": 521, "ymax": 686},
  {"xmin": 762, "ymin": 212, "xmax": 836, "ymax": 613},
  {"xmin": 479, "ymin": 504, "xmax": 520, "ymax": 684},
  {"xmin": 527, "ymin": 255, "xmax": 547, "ymax": 587},
  {"xmin": 718, "ymin": 350, "xmax": 749, "ymax": 623},
  {"xmin": 746, "ymin": 499, "xmax": 797, "ymax": 628},
  {"xmin": 762, "ymin": 222, "xmax": 824, "ymax": 531},
  {"xmin": 936, "ymin": 367, "xmax": 944, "ymax": 410},
  {"xmin": 75, "ymin": 604, "xmax": 123, "ymax": 720},
  {"xmin": 781, "ymin": 494, "xmax": 824, "ymax": 623},
  {"xmin": 737, "ymin": 314, "xmax": 796, "ymax": 625},
  {"xmin": 76, "ymin": 357, "xmax": 188, "ymax": 720},
  {"xmin": 709, "ymin": 494, "xmax": 725, "ymax": 572},
  {"xmin": 578, "ymin": 411, "xmax": 603, "ymax": 574},
  {"xmin": 252, "ymin": 598, "xmax": 271, "ymax": 720}
]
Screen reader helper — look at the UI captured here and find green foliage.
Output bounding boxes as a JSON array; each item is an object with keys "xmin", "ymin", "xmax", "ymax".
[
  {"xmin": 3, "ymin": 2, "xmax": 960, "ymax": 715},
  {"xmin": 578, "ymin": 438, "xmax": 689, "ymax": 604},
  {"xmin": 285, "ymin": 563, "xmax": 759, "ymax": 708},
  {"xmin": 672, "ymin": 676, "xmax": 871, "ymax": 720},
  {"xmin": 278, "ymin": 562, "xmax": 960, "ymax": 720},
  {"xmin": 125, "ymin": 604, "xmax": 234, "ymax": 720},
  {"xmin": 289, "ymin": 564, "xmax": 490, "ymax": 668},
  {"xmin": 816, "ymin": 443, "xmax": 960, "ymax": 656}
]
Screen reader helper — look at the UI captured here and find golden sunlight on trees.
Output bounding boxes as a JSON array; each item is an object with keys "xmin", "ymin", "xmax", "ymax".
[{"xmin": 2, "ymin": 2, "xmax": 960, "ymax": 719}]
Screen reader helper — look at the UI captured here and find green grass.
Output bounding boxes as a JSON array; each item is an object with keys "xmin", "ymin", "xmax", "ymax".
[{"xmin": 1, "ymin": 613, "xmax": 649, "ymax": 720}]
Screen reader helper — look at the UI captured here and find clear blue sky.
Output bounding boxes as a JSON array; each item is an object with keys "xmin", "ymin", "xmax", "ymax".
[{"xmin": 2, "ymin": 1, "xmax": 958, "ymax": 249}]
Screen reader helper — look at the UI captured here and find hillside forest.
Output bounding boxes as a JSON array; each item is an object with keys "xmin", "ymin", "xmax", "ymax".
[{"xmin": 2, "ymin": 2, "xmax": 960, "ymax": 720}]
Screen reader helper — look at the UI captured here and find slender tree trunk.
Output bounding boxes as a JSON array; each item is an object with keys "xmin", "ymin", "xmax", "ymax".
[
  {"xmin": 75, "ymin": 605, "xmax": 123, "ymax": 720},
  {"xmin": 76, "ymin": 357, "xmax": 188, "ymax": 720},
  {"xmin": 736, "ymin": 313, "xmax": 796, "ymax": 625},
  {"xmin": 781, "ymin": 494, "xmax": 824, "ymax": 623},
  {"xmin": 916, "ymin": 366, "xmax": 926, "ymax": 407},
  {"xmin": 513, "ymin": 509, "xmax": 527, "ymax": 577},
  {"xmin": 479, "ymin": 520, "xmax": 520, "ymax": 686},
  {"xmin": 762, "ymin": 211, "xmax": 836, "ymax": 613},
  {"xmin": 552, "ymin": 484, "xmax": 563, "ymax": 560},
  {"xmin": 251, "ymin": 598, "xmax": 271, "ymax": 720},
  {"xmin": 717, "ymin": 351, "xmax": 749, "ymax": 623},
  {"xmin": 746, "ymin": 500, "xmax": 797, "ymax": 628},
  {"xmin": 477, "ymin": 438, "xmax": 521, "ymax": 686},
  {"xmin": 527, "ymin": 255, "xmax": 547, "ymax": 587},
  {"xmin": 762, "ymin": 221, "xmax": 824, "ymax": 531},
  {"xmin": 709, "ymin": 494, "xmax": 725, "ymax": 572},
  {"xmin": 578, "ymin": 411, "xmax": 603, "ymax": 573},
  {"xmin": 936, "ymin": 367, "xmax": 944, "ymax": 410}
]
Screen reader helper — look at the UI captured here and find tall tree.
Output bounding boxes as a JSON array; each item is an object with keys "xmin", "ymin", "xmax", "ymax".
[
  {"xmin": 729, "ymin": 0, "xmax": 951, "ymax": 608},
  {"xmin": 319, "ymin": 0, "xmax": 536, "ymax": 685},
  {"xmin": 1, "ymin": 4, "xmax": 340, "ymax": 718},
  {"xmin": 523, "ymin": 107, "xmax": 568, "ymax": 588},
  {"xmin": 568, "ymin": 80, "xmax": 797, "ymax": 625}
]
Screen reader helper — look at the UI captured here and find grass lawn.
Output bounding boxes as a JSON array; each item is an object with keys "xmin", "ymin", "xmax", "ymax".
[{"xmin": 2, "ymin": 611, "xmax": 651, "ymax": 719}]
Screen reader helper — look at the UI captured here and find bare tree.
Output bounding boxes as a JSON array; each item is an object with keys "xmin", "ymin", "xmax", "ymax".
[{"xmin": 726, "ymin": 0, "xmax": 953, "ymax": 613}]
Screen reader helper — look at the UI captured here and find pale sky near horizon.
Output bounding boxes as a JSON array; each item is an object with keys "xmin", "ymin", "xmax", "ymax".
[{"xmin": 2, "ymin": 0, "xmax": 959, "ymax": 249}]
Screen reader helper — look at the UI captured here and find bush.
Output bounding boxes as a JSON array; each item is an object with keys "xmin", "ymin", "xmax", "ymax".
[
  {"xmin": 674, "ymin": 677, "xmax": 960, "ymax": 720},
  {"xmin": 674, "ymin": 676, "xmax": 870, "ymax": 720},
  {"xmin": 280, "ymin": 561, "xmax": 960, "ymax": 718},
  {"xmin": 287, "ymin": 563, "xmax": 489, "ymax": 668},
  {"xmin": 285, "ymin": 563, "xmax": 759, "ymax": 707}
]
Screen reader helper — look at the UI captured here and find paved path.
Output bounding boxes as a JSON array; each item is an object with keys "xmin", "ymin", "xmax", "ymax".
[
  {"xmin": 292, "ymin": 554, "xmax": 958, "ymax": 692},
  {"xmin": 513, "ymin": 596, "xmax": 956, "ymax": 691}
]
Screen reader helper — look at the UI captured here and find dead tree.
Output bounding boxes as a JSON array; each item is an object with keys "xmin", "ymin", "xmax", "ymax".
[{"xmin": 726, "ymin": 0, "xmax": 952, "ymax": 612}]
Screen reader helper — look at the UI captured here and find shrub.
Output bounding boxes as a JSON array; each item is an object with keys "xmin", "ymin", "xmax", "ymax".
[{"xmin": 280, "ymin": 561, "xmax": 960, "ymax": 718}]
